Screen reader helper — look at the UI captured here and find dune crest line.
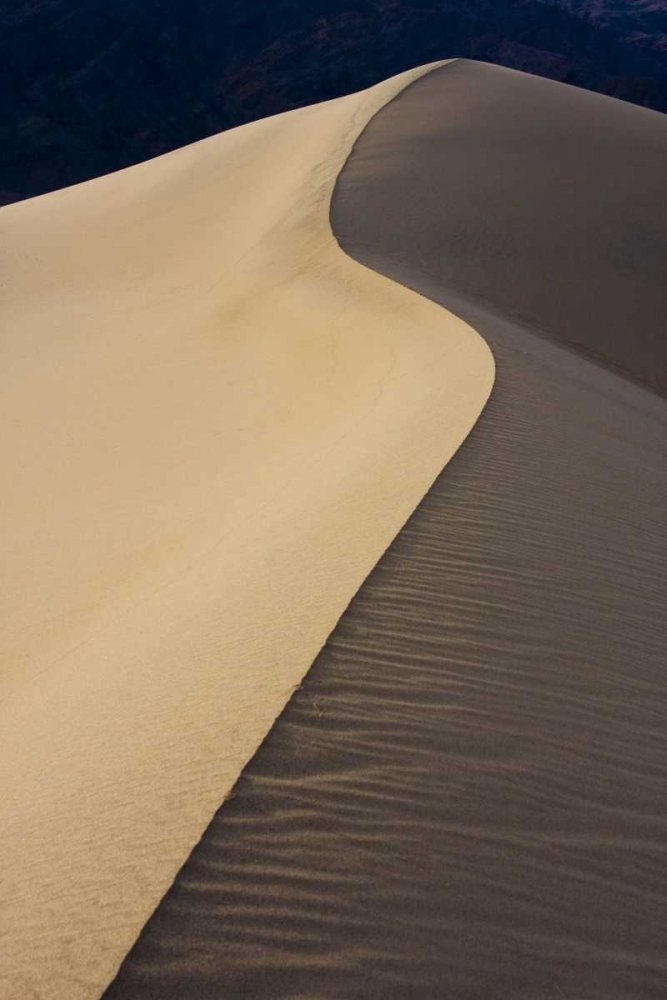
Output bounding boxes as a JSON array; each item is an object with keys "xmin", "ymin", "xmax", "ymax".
[
  {"xmin": 103, "ymin": 60, "xmax": 667, "ymax": 1000},
  {"xmin": 0, "ymin": 63, "xmax": 493, "ymax": 998}
]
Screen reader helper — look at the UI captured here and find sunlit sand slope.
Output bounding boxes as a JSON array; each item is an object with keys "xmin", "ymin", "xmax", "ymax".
[{"xmin": 0, "ymin": 64, "xmax": 494, "ymax": 999}]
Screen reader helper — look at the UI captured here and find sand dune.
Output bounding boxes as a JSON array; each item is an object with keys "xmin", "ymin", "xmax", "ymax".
[
  {"xmin": 0, "ymin": 65, "xmax": 494, "ymax": 998},
  {"xmin": 106, "ymin": 63, "xmax": 667, "ymax": 999}
]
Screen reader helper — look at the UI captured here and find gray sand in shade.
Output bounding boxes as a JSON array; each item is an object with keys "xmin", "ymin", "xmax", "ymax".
[
  {"xmin": 334, "ymin": 60, "xmax": 667, "ymax": 395},
  {"xmin": 105, "ymin": 61, "xmax": 667, "ymax": 999}
]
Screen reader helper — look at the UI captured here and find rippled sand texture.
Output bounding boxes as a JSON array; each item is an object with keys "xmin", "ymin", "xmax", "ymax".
[
  {"xmin": 106, "ymin": 63, "xmax": 667, "ymax": 999},
  {"xmin": 0, "ymin": 62, "xmax": 494, "ymax": 1000}
]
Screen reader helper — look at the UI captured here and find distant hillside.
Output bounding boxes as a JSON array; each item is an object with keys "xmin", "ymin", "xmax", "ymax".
[
  {"xmin": 544, "ymin": 0, "xmax": 667, "ymax": 53},
  {"xmin": 2, "ymin": 0, "xmax": 666, "ymax": 204}
]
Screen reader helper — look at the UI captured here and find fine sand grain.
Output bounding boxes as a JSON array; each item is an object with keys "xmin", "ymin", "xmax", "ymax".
[
  {"xmin": 0, "ymin": 63, "xmax": 494, "ymax": 999},
  {"xmin": 106, "ymin": 62, "xmax": 667, "ymax": 999}
]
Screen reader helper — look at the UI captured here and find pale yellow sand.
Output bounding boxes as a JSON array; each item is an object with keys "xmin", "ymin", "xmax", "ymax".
[{"xmin": 0, "ymin": 63, "xmax": 493, "ymax": 999}]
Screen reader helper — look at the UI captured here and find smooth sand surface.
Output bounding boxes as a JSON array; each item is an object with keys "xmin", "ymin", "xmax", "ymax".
[
  {"xmin": 106, "ymin": 63, "xmax": 667, "ymax": 999},
  {"xmin": 0, "ymin": 63, "xmax": 494, "ymax": 999},
  {"xmin": 335, "ymin": 59, "xmax": 667, "ymax": 395}
]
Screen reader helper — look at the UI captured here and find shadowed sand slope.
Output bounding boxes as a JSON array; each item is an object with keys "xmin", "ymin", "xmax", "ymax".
[
  {"xmin": 334, "ymin": 59, "xmax": 667, "ymax": 395},
  {"xmin": 0, "ymin": 63, "xmax": 494, "ymax": 1000},
  {"xmin": 106, "ymin": 62, "xmax": 667, "ymax": 999}
]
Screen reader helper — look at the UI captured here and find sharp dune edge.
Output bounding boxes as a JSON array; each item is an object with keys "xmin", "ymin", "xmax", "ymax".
[
  {"xmin": 0, "ymin": 63, "xmax": 494, "ymax": 998},
  {"xmin": 104, "ymin": 62, "xmax": 667, "ymax": 1000}
]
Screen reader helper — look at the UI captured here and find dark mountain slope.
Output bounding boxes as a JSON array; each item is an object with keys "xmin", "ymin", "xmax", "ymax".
[{"xmin": 2, "ymin": 0, "xmax": 666, "ymax": 204}]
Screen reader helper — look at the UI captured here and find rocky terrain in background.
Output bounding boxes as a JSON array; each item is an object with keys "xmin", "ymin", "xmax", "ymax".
[
  {"xmin": 545, "ymin": 0, "xmax": 667, "ymax": 50},
  {"xmin": 2, "ymin": 0, "xmax": 666, "ymax": 204}
]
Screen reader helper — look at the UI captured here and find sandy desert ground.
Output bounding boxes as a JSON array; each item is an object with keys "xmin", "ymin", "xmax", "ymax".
[
  {"xmin": 105, "ymin": 63, "xmax": 667, "ymax": 999},
  {"xmin": 0, "ymin": 64, "xmax": 495, "ymax": 999}
]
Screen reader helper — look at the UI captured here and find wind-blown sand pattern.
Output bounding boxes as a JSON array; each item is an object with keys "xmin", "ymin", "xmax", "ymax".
[
  {"xmin": 106, "ymin": 63, "xmax": 667, "ymax": 999},
  {"xmin": 0, "ymin": 64, "xmax": 494, "ymax": 999}
]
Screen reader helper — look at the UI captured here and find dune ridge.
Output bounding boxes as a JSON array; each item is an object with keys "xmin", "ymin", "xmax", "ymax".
[
  {"xmin": 0, "ymin": 62, "xmax": 494, "ymax": 999},
  {"xmin": 105, "ymin": 61, "xmax": 667, "ymax": 999}
]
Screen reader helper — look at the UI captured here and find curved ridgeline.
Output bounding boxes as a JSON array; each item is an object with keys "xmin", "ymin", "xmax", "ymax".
[{"xmin": 106, "ymin": 61, "xmax": 667, "ymax": 999}]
